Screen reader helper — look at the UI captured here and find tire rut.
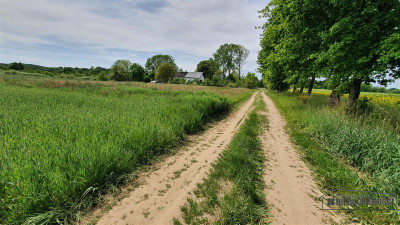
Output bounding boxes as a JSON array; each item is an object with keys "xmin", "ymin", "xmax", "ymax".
[{"xmin": 260, "ymin": 92, "xmax": 344, "ymax": 225}]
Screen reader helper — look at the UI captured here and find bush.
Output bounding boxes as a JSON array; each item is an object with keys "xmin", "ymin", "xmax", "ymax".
[
  {"xmin": 227, "ymin": 82, "xmax": 239, "ymax": 88},
  {"xmin": 169, "ymin": 78, "xmax": 186, "ymax": 84},
  {"xmin": 8, "ymin": 62, "xmax": 24, "ymax": 71},
  {"xmin": 179, "ymin": 78, "xmax": 186, "ymax": 84},
  {"xmin": 155, "ymin": 63, "xmax": 176, "ymax": 82},
  {"xmin": 97, "ymin": 72, "xmax": 109, "ymax": 81},
  {"xmin": 168, "ymin": 78, "xmax": 180, "ymax": 84},
  {"xmin": 211, "ymin": 76, "xmax": 226, "ymax": 87},
  {"xmin": 187, "ymin": 79, "xmax": 201, "ymax": 85},
  {"xmin": 144, "ymin": 76, "xmax": 151, "ymax": 83},
  {"xmin": 244, "ymin": 72, "xmax": 258, "ymax": 89}
]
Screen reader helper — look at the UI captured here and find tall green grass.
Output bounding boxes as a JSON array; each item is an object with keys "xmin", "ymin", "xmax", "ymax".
[
  {"xmin": 0, "ymin": 82, "xmax": 241, "ymax": 224},
  {"xmin": 177, "ymin": 95, "xmax": 268, "ymax": 224},
  {"xmin": 266, "ymin": 91, "xmax": 400, "ymax": 223}
]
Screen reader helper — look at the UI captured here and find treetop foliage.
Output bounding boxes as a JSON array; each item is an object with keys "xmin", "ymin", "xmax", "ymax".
[
  {"xmin": 258, "ymin": 0, "xmax": 400, "ymax": 106},
  {"xmin": 110, "ymin": 59, "xmax": 132, "ymax": 81},
  {"xmin": 213, "ymin": 43, "xmax": 249, "ymax": 79},
  {"xmin": 145, "ymin": 55, "xmax": 178, "ymax": 80},
  {"xmin": 156, "ymin": 62, "xmax": 177, "ymax": 82}
]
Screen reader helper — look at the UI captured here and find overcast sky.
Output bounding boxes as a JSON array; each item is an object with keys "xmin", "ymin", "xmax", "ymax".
[
  {"xmin": 0, "ymin": 0, "xmax": 266, "ymax": 75},
  {"xmin": 1, "ymin": 0, "xmax": 399, "ymax": 88}
]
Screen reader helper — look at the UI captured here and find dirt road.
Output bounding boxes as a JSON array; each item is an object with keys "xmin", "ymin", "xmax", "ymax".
[
  {"xmin": 260, "ymin": 92, "xmax": 343, "ymax": 225},
  {"xmin": 90, "ymin": 92, "xmax": 257, "ymax": 225}
]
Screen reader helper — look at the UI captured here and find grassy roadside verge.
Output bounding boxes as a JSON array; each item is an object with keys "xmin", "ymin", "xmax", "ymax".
[
  {"xmin": 266, "ymin": 91, "xmax": 400, "ymax": 224},
  {"xmin": 176, "ymin": 94, "xmax": 269, "ymax": 224}
]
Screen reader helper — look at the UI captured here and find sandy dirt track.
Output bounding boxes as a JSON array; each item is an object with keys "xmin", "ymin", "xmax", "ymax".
[
  {"xmin": 260, "ymin": 92, "xmax": 344, "ymax": 225},
  {"xmin": 89, "ymin": 92, "xmax": 258, "ymax": 225}
]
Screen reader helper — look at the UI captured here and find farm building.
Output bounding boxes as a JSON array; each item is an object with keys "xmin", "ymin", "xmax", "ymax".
[
  {"xmin": 173, "ymin": 72, "xmax": 205, "ymax": 82},
  {"xmin": 174, "ymin": 72, "xmax": 188, "ymax": 78}
]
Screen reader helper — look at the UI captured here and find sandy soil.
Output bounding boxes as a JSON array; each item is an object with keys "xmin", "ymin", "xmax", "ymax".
[
  {"xmin": 87, "ymin": 92, "xmax": 258, "ymax": 225},
  {"xmin": 260, "ymin": 92, "xmax": 344, "ymax": 225}
]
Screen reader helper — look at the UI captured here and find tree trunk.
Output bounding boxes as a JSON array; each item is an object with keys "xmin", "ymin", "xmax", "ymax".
[
  {"xmin": 299, "ymin": 83, "xmax": 304, "ymax": 93},
  {"xmin": 307, "ymin": 75, "xmax": 315, "ymax": 96},
  {"xmin": 277, "ymin": 82, "xmax": 283, "ymax": 92},
  {"xmin": 292, "ymin": 84, "xmax": 297, "ymax": 93},
  {"xmin": 329, "ymin": 88, "xmax": 341, "ymax": 107},
  {"xmin": 347, "ymin": 78, "xmax": 362, "ymax": 109},
  {"xmin": 329, "ymin": 92, "xmax": 341, "ymax": 107}
]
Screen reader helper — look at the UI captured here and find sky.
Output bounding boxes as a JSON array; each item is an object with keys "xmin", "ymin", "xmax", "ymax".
[
  {"xmin": 1, "ymin": 0, "xmax": 399, "ymax": 88},
  {"xmin": 0, "ymin": 0, "xmax": 266, "ymax": 75}
]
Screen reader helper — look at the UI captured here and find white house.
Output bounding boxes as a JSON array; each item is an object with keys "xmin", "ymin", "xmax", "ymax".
[
  {"xmin": 185, "ymin": 72, "xmax": 205, "ymax": 82},
  {"xmin": 174, "ymin": 72, "xmax": 205, "ymax": 82}
]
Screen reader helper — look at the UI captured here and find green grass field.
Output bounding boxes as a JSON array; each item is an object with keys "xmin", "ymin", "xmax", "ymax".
[
  {"xmin": 0, "ymin": 77, "xmax": 252, "ymax": 224},
  {"xmin": 266, "ymin": 91, "xmax": 400, "ymax": 223}
]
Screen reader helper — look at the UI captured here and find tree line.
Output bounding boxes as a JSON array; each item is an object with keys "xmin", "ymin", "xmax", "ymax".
[
  {"xmin": 107, "ymin": 43, "xmax": 258, "ymax": 87},
  {"xmin": 258, "ymin": 0, "xmax": 400, "ymax": 109},
  {"xmin": 2, "ymin": 43, "xmax": 260, "ymax": 88},
  {"xmin": 1, "ymin": 62, "xmax": 109, "ymax": 78}
]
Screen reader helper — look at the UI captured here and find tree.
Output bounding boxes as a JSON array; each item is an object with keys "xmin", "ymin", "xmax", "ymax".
[
  {"xmin": 196, "ymin": 59, "xmax": 218, "ymax": 79},
  {"xmin": 213, "ymin": 44, "xmax": 235, "ymax": 78},
  {"xmin": 156, "ymin": 63, "xmax": 176, "ymax": 82},
  {"xmin": 258, "ymin": 0, "xmax": 400, "ymax": 107},
  {"xmin": 233, "ymin": 45, "xmax": 249, "ymax": 79},
  {"xmin": 245, "ymin": 72, "xmax": 259, "ymax": 89},
  {"xmin": 258, "ymin": 0, "xmax": 332, "ymax": 95},
  {"xmin": 110, "ymin": 59, "xmax": 132, "ymax": 81},
  {"xmin": 8, "ymin": 62, "xmax": 24, "ymax": 71},
  {"xmin": 318, "ymin": 0, "xmax": 400, "ymax": 109},
  {"xmin": 213, "ymin": 43, "xmax": 250, "ymax": 79},
  {"xmin": 258, "ymin": 2, "xmax": 291, "ymax": 92},
  {"xmin": 145, "ymin": 55, "xmax": 178, "ymax": 80},
  {"xmin": 130, "ymin": 63, "xmax": 146, "ymax": 82}
]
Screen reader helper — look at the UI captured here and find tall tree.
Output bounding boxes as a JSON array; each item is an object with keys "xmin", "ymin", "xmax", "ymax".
[
  {"xmin": 110, "ymin": 59, "xmax": 132, "ymax": 81},
  {"xmin": 145, "ymin": 55, "xmax": 178, "ymax": 80},
  {"xmin": 258, "ymin": 1, "xmax": 291, "ymax": 92},
  {"xmin": 156, "ymin": 63, "xmax": 176, "ymax": 82},
  {"xmin": 319, "ymin": 0, "xmax": 400, "ymax": 109},
  {"xmin": 233, "ymin": 44, "xmax": 249, "ymax": 79},
  {"xmin": 258, "ymin": 0, "xmax": 400, "ymax": 106},
  {"xmin": 196, "ymin": 59, "xmax": 218, "ymax": 79},
  {"xmin": 130, "ymin": 63, "xmax": 146, "ymax": 82},
  {"xmin": 259, "ymin": 0, "xmax": 332, "ymax": 95},
  {"xmin": 213, "ymin": 44, "xmax": 234, "ymax": 78}
]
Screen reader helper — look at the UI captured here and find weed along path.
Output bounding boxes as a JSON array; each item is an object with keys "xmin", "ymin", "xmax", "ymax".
[
  {"xmin": 260, "ymin": 92, "xmax": 343, "ymax": 225},
  {"xmin": 90, "ymin": 92, "xmax": 258, "ymax": 225}
]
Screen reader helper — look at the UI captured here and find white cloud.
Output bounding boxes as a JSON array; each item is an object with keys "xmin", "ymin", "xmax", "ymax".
[{"xmin": 0, "ymin": 0, "xmax": 267, "ymax": 73}]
